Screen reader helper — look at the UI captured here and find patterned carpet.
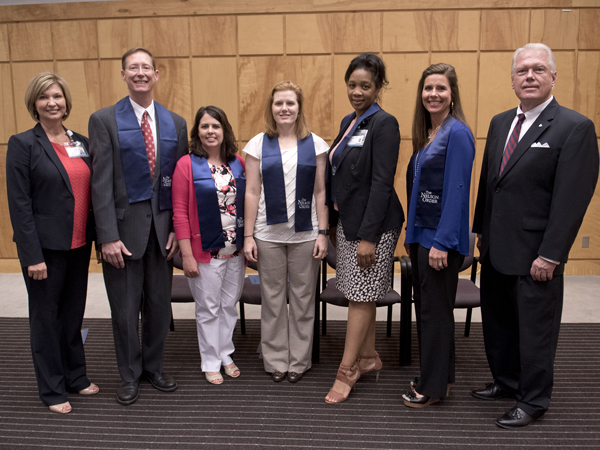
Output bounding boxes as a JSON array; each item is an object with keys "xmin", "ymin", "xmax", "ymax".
[{"xmin": 0, "ymin": 317, "xmax": 599, "ymax": 449}]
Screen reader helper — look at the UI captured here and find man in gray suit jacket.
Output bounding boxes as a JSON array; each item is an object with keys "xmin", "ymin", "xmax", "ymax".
[
  {"xmin": 472, "ymin": 43, "xmax": 598, "ymax": 428},
  {"xmin": 89, "ymin": 48, "xmax": 188, "ymax": 405}
]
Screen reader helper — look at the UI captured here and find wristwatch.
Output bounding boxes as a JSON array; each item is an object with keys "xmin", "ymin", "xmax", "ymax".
[{"xmin": 318, "ymin": 229, "xmax": 329, "ymax": 235}]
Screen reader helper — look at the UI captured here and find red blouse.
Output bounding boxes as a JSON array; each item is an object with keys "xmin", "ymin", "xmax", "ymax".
[{"xmin": 51, "ymin": 143, "xmax": 91, "ymax": 249}]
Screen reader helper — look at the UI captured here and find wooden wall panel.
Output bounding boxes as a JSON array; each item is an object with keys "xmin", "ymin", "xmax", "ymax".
[
  {"xmin": 431, "ymin": 53, "xmax": 479, "ymax": 131},
  {"xmin": 190, "ymin": 16, "xmax": 237, "ymax": 56},
  {"xmin": 574, "ymin": 52, "xmax": 600, "ymax": 130},
  {"xmin": 384, "ymin": 53, "xmax": 431, "ymax": 140},
  {"xmin": 52, "ymin": 21, "xmax": 98, "ymax": 60},
  {"xmin": 332, "ymin": 54, "xmax": 358, "ymax": 128},
  {"xmin": 476, "ymin": 52, "xmax": 514, "ymax": 139},
  {"xmin": 431, "ymin": 11, "xmax": 480, "ymax": 52},
  {"xmin": 287, "ymin": 55, "xmax": 332, "ymax": 140},
  {"xmin": 56, "ymin": 61, "xmax": 101, "ymax": 136},
  {"xmin": 552, "ymin": 51, "xmax": 575, "ymax": 110},
  {"xmin": 11, "ymin": 62, "xmax": 54, "ymax": 134},
  {"xmin": 142, "ymin": 18, "xmax": 190, "ymax": 57},
  {"xmin": 0, "ymin": 145, "xmax": 18, "ymax": 259},
  {"xmin": 0, "ymin": 25, "xmax": 9, "ymax": 62},
  {"xmin": 480, "ymin": 10, "xmax": 529, "ymax": 51},
  {"xmin": 238, "ymin": 56, "xmax": 285, "ymax": 140},
  {"xmin": 99, "ymin": 60, "xmax": 129, "ymax": 108},
  {"xmin": 383, "ymin": 12, "xmax": 431, "ymax": 52},
  {"xmin": 333, "ymin": 13, "xmax": 380, "ymax": 53},
  {"xmin": 0, "ymin": 64, "xmax": 16, "ymax": 143},
  {"xmin": 530, "ymin": 9, "xmax": 579, "ymax": 50},
  {"xmin": 238, "ymin": 15, "xmax": 283, "ymax": 55},
  {"xmin": 578, "ymin": 9, "xmax": 600, "ymax": 49},
  {"xmin": 97, "ymin": 19, "xmax": 144, "ymax": 59},
  {"xmin": 8, "ymin": 23, "xmax": 53, "ymax": 62},
  {"xmin": 191, "ymin": 57, "xmax": 239, "ymax": 137},
  {"xmin": 471, "ymin": 138, "xmax": 487, "ymax": 224},
  {"xmin": 286, "ymin": 14, "xmax": 332, "ymax": 54},
  {"xmin": 569, "ymin": 187, "xmax": 600, "ymax": 259},
  {"xmin": 153, "ymin": 58, "xmax": 192, "ymax": 124}
]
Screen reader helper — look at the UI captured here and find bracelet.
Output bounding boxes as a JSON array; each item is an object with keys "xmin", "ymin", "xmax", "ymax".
[{"xmin": 318, "ymin": 229, "xmax": 329, "ymax": 235}]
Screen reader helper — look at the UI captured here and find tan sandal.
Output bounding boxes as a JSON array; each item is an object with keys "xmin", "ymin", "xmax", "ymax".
[
  {"xmin": 325, "ymin": 363, "xmax": 360, "ymax": 404},
  {"xmin": 357, "ymin": 352, "xmax": 382, "ymax": 381},
  {"xmin": 223, "ymin": 363, "xmax": 240, "ymax": 378},
  {"xmin": 79, "ymin": 383, "xmax": 99, "ymax": 395},
  {"xmin": 205, "ymin": 372, "xmax": 223, "ymax": 385},
  {"xmin": 49, "ymin": 401, "xmax": 72, "ymax": 414}
]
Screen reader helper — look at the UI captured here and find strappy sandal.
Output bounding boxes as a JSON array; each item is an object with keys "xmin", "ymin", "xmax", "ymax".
[
  {"xmin": 357, "ymin": 352, "xmax": 382, "ymax": 381},
  {"xmin": 79, "ymin": 383, "xmax": 99, "ymax": 395},
  {"xmin": 205, "ymin": 372, "xmax": 223, "ymax": 385},
  {"xmin": 223, "ymin": 363, "xmax": 240, "ymax": 378},
  {"xmin": 49, "ymin": 401, "xmax": 72, "ymax": 414},
  {"xmin": 325, "ymin": 363, "xmax": 360, "ymax": 404}
]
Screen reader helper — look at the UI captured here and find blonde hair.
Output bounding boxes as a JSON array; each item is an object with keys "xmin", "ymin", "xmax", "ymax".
[
  {"xmin": 24, "ymin": 72, "xmax": 72, "ymax": 123},
  {"xmin": 264, "ymin": 81, "xmax": 310, "ymax": 139}
]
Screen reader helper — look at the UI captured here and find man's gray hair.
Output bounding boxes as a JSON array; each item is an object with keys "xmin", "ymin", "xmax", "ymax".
[{"xmin": 511, "ymin": 43, "xmax": 556, "ymax": 74}]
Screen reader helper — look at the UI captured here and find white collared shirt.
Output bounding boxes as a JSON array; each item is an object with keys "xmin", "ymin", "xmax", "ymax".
[
  {"xmin": 504, "ymin": 95, "xmax": 554, "ymax": 150},
  {"xmin": 129, "ymin": 98, "xmax": 157, "ymax": 148}
]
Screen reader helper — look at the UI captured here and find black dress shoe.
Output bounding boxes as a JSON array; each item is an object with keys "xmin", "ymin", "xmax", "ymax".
[
  {"xmin": 288, "ymin": 372, "xmax": 304, "ymax": 383},
  {"xmin": 496, "ymin": 406, "xmax": 538, "ymax": 429},
  {"xmin": 116, "ymin": 380, "xmax": 140, "ymax": 405},
  {"xmin": 402, "ymin": 390, "xmax": 440, "ymax": 408},
  {"xmin": 143, "ymin": 371, "xmax": 177, "ymax": 392},
  {"xmin": 271, "ymin": 371, "xmax": 287, "ymax": 382},
  {"xmin": 472, "ymin": 382, "xmax": 511, "ymax": 401}
]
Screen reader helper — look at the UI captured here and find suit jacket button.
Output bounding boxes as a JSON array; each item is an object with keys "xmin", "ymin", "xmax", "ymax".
[
  {"xmin": 351, "ymin": 164, "xmax": 355, "ymax": 169},
  {"xmin": 146, "ymin": 213, "xmax": 151, "ymax": 218},
  {"xmin": 495, "ymin": 188, "xmax": 500, "ymax": 193}
]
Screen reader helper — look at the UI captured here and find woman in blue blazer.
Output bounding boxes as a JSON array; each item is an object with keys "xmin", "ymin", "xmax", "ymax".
[
  {"xmin": 403, "ymin": 63, "xmax": 475, "ymax": 408},
  {"xmin": 324, "ymin": 53, "xmax": 404, "ymax": 403},
  {"xmin": 6, "ymin": 72, "xmax": 98, "ymax": 414}
]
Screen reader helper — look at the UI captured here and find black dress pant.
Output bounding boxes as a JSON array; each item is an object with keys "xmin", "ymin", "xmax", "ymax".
[
  {"xmin": 102, "ymin": 224, "xmax": 173, "ymax": 383},
  {"xmin": 22, "ymin": 243, "xmax": 92, "ymax": 406},
  {"xmin": 410, "ymin": 243, "xmax": 463, "ymax": 399},
  {"xmin": 480, "ymin": 257, "xmax": 563, "ymax": 417}
]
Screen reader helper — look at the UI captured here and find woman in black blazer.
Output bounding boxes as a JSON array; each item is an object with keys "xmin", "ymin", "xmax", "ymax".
[
  {"xmin": 324, "ymin": 53, "xmax": 404, "ymax": 403},
  {"xmin": 6, "ymin": 72, "xmax": 98, "ymax": 414}
]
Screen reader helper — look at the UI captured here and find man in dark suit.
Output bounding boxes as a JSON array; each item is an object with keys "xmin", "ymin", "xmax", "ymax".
[
  {"xmin": 89, "ymin": 48, "xmax": 188, "ymax": 405},
  {"xmin": 472, "ymin": 43, "xmax": 599, "ymax": 428}
]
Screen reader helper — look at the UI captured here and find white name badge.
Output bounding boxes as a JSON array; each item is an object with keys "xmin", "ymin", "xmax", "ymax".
[
  {"xmin": 347, "ymin": 129, "xmax": 368, "ymax": 147},
  {"xmin": 64, "ymin": 141, "xmax": 88, "ymax": 158}
]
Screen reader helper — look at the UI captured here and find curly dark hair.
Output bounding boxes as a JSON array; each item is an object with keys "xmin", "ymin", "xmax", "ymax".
[{"xmin": 189, "ymin": 106, "xmax": 238, "ymax": 162}]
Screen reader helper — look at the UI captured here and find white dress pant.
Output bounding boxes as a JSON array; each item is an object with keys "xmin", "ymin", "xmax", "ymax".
[{"xmin": 188, "ymin": 255, "xmax": 245, "ymax": 372}]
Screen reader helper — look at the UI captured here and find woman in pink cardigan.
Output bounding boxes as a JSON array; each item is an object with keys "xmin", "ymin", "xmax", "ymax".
[{"xmin": 172, "ymin": 106, "xmax": 246, "ymax": 385}]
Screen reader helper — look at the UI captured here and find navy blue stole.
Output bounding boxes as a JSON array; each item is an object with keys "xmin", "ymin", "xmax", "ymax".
[
  {"xmin": 116, "ymin": 97, "xmax": 178, "ymax": 210},
  {"xmin": 262, "ymin": 134, "xmax": 316, "ymax": 232},
  {"xmin": 191, "ymin": 155, "xmax": 245, "ymax": 252},
  {"xmin": 408, "ymin": 115, "xmax": 456, "ymax": 229},
  {"xmin": 330, "ymin": 103, "xmax": 381, "ymax": 203}
]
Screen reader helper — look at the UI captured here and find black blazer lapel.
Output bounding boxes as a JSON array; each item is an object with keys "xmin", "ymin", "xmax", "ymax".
[
  {"xmin": 500, "ymin": 99, "xmax": 558, "ymax": 179},
  {"xmin": 34, "ymin": 123, "xmax": 74, "ymax": 196}
]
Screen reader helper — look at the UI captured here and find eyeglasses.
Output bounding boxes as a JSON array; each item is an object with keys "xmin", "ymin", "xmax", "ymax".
[{"xmin": 126, "ymin": 65, "xmax": 154, "ymax": 73}]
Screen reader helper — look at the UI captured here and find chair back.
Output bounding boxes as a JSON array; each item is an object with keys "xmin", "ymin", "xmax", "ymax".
[
  {"xmin": 458, "ymin": 228, "xmax": 476, "ymax": 272},
  {"xmin": 173, "ymin": 253, "xmax": 184, "ymax": 270}
]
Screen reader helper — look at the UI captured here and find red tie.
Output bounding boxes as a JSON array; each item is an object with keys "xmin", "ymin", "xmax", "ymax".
[
  {"xmin": 141, "ymin": 110, "xmax": 156, "ymax": 178},
  {"xmin": 499, "ymin": 113, "xmax": 525, "ymax": 177}
]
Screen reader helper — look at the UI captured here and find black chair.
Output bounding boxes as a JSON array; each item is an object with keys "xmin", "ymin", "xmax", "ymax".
[
  {"xmin": 238, "ymin": 260, "xmax": 261, "ymax": 335},
  {"xmin": 454, "ymin": 230, "xmax": 481, "ymax": 337},
  {"xmin": 318, "ymin": 240, "xmax": 401, "ymax": 337}
]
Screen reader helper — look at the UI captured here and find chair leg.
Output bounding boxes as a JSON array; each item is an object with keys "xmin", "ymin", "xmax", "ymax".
[
  {"xmin": 386, "ymin": 305, "xmax": 392, "ymax": 337},
  {"xmin": 322, "ymin": 302, "xmax": 327, "ymax": 336},
  {"xmin": 464, "ymin": 307, "xmax": 472, "ymax": 337},
  {"xmin": 240, "ymin": 301, "xmax": 246, "ymax": 335}
]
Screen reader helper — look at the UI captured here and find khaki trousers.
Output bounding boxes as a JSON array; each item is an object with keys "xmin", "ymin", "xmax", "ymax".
[{"xmin": 255, "ymin": 238, "xmax": 320, "ymax": 373}]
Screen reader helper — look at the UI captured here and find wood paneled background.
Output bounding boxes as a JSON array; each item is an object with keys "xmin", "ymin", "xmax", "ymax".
[{"xmin": 1, "ymin": 0, "xmax": 600, "ymax": 274}]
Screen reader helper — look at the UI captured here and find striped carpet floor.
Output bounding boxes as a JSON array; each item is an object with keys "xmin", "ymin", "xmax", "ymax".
[{"xmin": 0, "ymin": 317, "xmax": 599, "ymax": 449}]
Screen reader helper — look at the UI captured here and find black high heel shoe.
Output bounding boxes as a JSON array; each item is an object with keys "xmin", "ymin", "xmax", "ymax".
[{"xmin": 402, "ymin": 390, "xmax": 440, "ymax": 408}]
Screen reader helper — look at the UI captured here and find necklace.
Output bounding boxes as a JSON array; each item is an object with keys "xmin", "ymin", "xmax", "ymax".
[
  {"xmin": 413, "ymin": 148, "xmax": 426, "ymax": 182},
  {"xmin": 427, "ymin": 124, "xmax": 442, "ymax": 141}
]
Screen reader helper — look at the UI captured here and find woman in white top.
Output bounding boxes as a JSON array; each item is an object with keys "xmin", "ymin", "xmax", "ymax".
[{"xmin": 244, "ymin": 81, "xmax": 328, "ymax": 383}]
